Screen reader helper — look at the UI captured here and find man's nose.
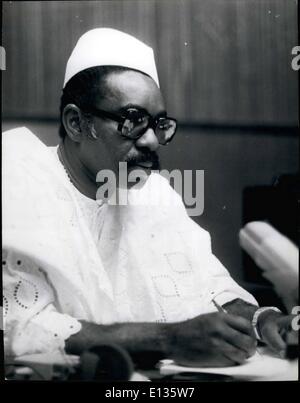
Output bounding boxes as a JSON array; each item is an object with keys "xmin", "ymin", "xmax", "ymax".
[{"xmin": 135, "ymin": 127, "xmax": 159, "ymax": 152}]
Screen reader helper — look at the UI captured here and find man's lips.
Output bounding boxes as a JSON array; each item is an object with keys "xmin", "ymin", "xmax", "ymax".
[
  {"xmin": 134, "ymin": 161, "xmax": 153, "ymax": 169},
  {"xmin": 126, "ymin": 153, "xmax": 160, "ymax": 170}
]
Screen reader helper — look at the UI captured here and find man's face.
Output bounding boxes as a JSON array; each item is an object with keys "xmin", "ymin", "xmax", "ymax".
[{"xmin": 78, "ymin": 70, "xmax": 166, "ymax": 187}]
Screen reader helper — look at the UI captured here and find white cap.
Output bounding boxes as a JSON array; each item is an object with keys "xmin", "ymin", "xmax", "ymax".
[{"xmin": 63, "ymin": 28, "xmax": 159, "ymax": 88}]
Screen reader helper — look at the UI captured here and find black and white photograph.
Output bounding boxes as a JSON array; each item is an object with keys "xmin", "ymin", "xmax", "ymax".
[{"xmin": 1, "ymin": 0, "xmax": 299, "ymax": 385}]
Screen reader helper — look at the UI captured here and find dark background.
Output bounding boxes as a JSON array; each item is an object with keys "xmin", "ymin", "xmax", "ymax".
[{"xmin": 2, "ymin": 0, "xmax": 298, "ymax": 281}]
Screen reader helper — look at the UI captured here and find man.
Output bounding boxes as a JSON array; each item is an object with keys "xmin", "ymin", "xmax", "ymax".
[{"xmin": 3, "ymin": 28, "xmax": 293, "ymax": 369}]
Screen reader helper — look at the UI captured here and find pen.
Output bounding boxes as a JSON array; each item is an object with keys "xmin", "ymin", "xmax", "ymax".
[
  {"xmin": 212, "ymin": 299, "xmax": 228, "ymax": 314},
  {"xmin": 212, "ymin": 298, "xmax": 261, "ymax": 356}
]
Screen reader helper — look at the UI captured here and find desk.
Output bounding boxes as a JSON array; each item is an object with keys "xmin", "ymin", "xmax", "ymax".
[{"xmin": 5, "ymin": 348, "xmax": 298, "ymax": 381}]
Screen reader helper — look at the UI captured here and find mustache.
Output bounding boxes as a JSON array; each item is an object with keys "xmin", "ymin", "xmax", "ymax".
[{"xmin": 125, "ymin": 151, "xmax": 160, "ymax": 170}]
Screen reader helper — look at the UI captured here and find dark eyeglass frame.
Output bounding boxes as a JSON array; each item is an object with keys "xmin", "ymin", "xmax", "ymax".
[{"xmin": 84, "ymin": 106, "xmax": 177, "ymax": 145}]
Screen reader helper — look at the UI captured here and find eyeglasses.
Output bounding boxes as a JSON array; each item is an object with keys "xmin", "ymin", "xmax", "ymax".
[{"xmin": 85, "ymin": 106, "xmax": 177, "ymax": 145}]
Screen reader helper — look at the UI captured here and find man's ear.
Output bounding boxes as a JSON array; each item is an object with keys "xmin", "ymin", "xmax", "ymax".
[{"xmin": 62, "ymin": 104, "xmax": 85, "ymax": 143}]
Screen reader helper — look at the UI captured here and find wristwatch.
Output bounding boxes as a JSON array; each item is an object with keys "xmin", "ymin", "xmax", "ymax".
[{"xmin": 252, "ymin": 307, "xmax": 282, "ymax": 340}]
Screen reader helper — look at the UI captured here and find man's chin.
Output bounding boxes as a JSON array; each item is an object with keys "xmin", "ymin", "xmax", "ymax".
[{"xmin": 118, "ymin": 165, "xmax": 151, "ymax": 189}]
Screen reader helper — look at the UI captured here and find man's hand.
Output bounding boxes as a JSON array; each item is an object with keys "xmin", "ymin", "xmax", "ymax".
[
  {"xmin": 258, "ymin": 311, "xmax": 295, "ymax": 355},
  {"xmin": 167, "ymin": 312, "xmax": 257, "ymax": 367},
  {"xmin": 66, "ymin": 310, "xmax": 259, "ymax": 369}
]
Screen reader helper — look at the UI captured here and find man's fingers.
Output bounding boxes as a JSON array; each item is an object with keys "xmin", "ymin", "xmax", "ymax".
[
  {"xmin": 262, "ymin": 322, "xmax": 286, "ymax": 353},
  {"xmin": 223, "ymin": 313, "xmax": 256, "ymax": 338},
  {"xmin": 220, "ymin": 341, "xmax": 249, "ymax": 365},
  {"xmin": 222, "ymin": 327, "xmax": 257, "ymax": 357}
]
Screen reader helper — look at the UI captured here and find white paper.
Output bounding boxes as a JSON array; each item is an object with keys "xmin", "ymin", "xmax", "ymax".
[{"xmin": 159, "ymin": 349, "xmax": 298, "ymax": 381}]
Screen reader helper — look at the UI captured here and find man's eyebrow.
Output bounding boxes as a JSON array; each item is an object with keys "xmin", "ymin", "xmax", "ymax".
[{"xmin": 118, "ymin": 103, "xmax": 167, "ymax": 116}]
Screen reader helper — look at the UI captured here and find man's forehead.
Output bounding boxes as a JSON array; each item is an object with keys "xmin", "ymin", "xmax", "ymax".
[
  {"xmin": 98, "ymin": 70, "xmax": 165, "ymax": 113},
  {"xmin": 105, "ymin": 69, "xmax": 160, "ymax": 92}
]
